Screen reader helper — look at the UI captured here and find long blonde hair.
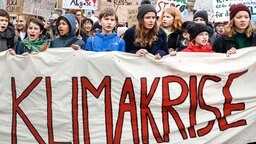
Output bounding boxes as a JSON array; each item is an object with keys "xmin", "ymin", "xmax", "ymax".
[
  {"xmin": 134, "ymin": 16, "xmax": 159, "ymax": 48},
  {"xmin": 225, "ymin": 18, "xmax": 254, "ymax": 38},
  {"xmin": 158, "ymin": 6, "xmax": 184, "ymax": 31}
]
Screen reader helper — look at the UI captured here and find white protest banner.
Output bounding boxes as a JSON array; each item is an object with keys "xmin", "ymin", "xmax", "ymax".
[
  {"xmin": 0, "ymin": 48, "xmax": 256, "ymax": 143},
  {"xmin": 213, "ymin": 0, "xmax": 256, "ymax": 23},
  {"xmin": 155, "ymin": 0, "xmax": 187, "ymax": 16},
  {"xmin": 62, "ymin": 0, "xmax": 98, "ymax": 10},
  {"xmin": 22, "ymin": 0, "xmax": 55, "ymax": 20}
]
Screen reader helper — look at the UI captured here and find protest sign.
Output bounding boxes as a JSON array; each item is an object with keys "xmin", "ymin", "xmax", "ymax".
[
  {"xmin": 0, "ymin": 48, "xmax": 256, "ymax": 143},
  {"xmin": 213, "ymin": 0, "xmax": 256, "ymax": 23},
  {"xmin": 155, "ymin": 0, "xmax": 187, "ymax": 16},
  {"xmin": 128, "ymin": 7, "xmax": 138, "ymax": 27},
  {"xmin": 22, "ymin": 0, "xmax": 55, "ymax": 20},
  {"xmin": 62, "ymin": 0, "xmax": 98, "ymax": 10},
  {"xmin": 6, "ymin": 0, "xmax": 23, "ymax": 14}
]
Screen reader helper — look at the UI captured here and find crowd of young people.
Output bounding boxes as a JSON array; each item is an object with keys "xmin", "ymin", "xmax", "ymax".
[{"xmin": 1, "ymin": 2, "xmax": 256, "ymax": 58}]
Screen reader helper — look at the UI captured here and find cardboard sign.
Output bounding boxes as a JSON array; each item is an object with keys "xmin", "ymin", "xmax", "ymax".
[
  {"xmin": 6, "ymin": 0, "xmax": 23, "ymax": 14},
  {"xmin": 22, "ymin": 0, "xmax": 55, "ymax": 19}
]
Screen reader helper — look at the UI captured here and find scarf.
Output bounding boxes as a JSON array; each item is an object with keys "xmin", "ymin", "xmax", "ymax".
[{"xmin": 21, "ymin": 38, "xmax": 45, "ymax": 52}]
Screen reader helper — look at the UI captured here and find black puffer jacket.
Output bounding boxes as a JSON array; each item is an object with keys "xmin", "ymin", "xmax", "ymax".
[{"xmin": 213, "ymin": 31, "xmax": 256, "ymax": 53}]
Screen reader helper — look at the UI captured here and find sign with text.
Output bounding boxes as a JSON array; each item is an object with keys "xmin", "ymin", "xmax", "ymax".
[
  {"xmin": 213, "ymin": 0, "xmax": 256, "ymax": 22},
  {"xmin": 0, "ymin": 48, "xmax": 256, "ymax": 143},
  {"xmin": 6, "ymin": 0, "xmax": 23, "ymax": 14},
  {"xmin": 62, "ymin": 0, "xmax": 98, "ymax": 10},
  {"xmin": 156, "ymin": 0, "xmax": 187, "ymax": 16},
  {"xmin": 22, "ymin": 0, "xmax": 55, "ymax": 19}
]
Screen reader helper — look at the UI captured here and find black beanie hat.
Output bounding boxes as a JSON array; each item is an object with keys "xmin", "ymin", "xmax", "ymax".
[
  {"xmin": 188, "ymin": 23, "xmax": 210, "ymax": 40},
  {"xmin": 137, "ymin": 4, "xmax": 156, "ymax": 20},
  {"xmin": 193, "ymin": 10, "xmax": 208, "ymax": 24}
]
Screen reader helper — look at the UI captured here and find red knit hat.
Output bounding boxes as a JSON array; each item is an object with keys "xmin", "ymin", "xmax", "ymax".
[{"xmin": 229, "ymin": 3, "xmax": 251, "ymax": 20}]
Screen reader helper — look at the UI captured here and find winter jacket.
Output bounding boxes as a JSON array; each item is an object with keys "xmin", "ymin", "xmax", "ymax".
[
  {"xmin": 213, "ymin": 31, "xmax": 256, "ymax": 53},
  {"xmin": 166, "ymin": 30, "xmax": 183, "ymax": 51},
  {"xmin": 123, "ymin": 26, "xmax": 168, "ymax": 56},
  {"xmin": 0, "ymin": 24, "xmax": 15, "ymax": 52},
  {"xmin": 85, "ymin": 32, "xmax": 125, "ymax": 52},
  {"xmin": 50, "ymin": 14, "xmax": 85, "ymax": 48},
  {"xmin": 182, "ymin": 42, "xmax": 213, "ymax": 52}
]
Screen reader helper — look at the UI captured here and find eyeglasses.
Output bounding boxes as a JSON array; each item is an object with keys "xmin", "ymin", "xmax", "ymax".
[{"xmin": 216, "ymin": 25, "xmax": 225, "ymax": 28}]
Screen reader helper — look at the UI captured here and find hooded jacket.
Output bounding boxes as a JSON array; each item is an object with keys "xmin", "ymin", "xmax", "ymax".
[
  {"xmin": 85, "ymin": 32, "xmax": 125, "ymax": 52},
  {"xmin": 0, "ymin": 24, "xmax": 15, "ymax": 52},
  {"xmin": 50, "ymin": 14, "xmax": 85, "ymax": 48}
]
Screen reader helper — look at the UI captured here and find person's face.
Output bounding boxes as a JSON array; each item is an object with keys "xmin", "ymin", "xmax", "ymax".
[
  {"xmin": 83, "ymin": 21, "xmax": 93, "ymax": 32},
  {"xmin": 0, "ymin": 16, "xmax": 8, "ymax": 32},
  {"xmin": 143, "ymin": 12, "xmax": 156, "ymax": 30},
  {"xmin": 99, "ymin": 15, "xmax": 116, "ymax": 34},
  {"xmin": 58, "ymin": 19, "xmax": 69, "ymax": 36},
  {"xmin": 215, "ymin": 24, "xmax": 226, "ymax": 35},
  {"xmin": 162, "ymin": 12, "xmax": 174, "ymax": 28},
  {"xmin": 27, "ymin": 22, "xmax": 42, "ymax": 41},
  {"xmin": 16, "ymin": 16, "xmax": 26, "ymax": 30},
  {"xmin": 76, "ymin": 11, "xmax": 83, "ymax": 20},
  {"xmin": 233, "ymin": 11, "xmax": 250, "ymax": 32},
  {"xmin": 194, "ymin": 17, "xmax": 206, "ymax": 25},
  {"xmin": 195, "ymin": 32, "xmax": 209, "ymax": 46}
]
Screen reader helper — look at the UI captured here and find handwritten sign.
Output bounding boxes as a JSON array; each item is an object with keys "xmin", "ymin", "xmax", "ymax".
[
  {"xmin": 62, "ymin": 0, "xmax": 98, "ymax": 10},
  {"xmin": 127, "ymin": 7, "xmax": 138, "ymax": 27},
  {"xmin": 22, "ymin": 0, "xmax": 55, "ymax": 19},
  {"xmin": 6, "ymin": 0, "xmax": 23, "ymax": 14},
  {"xmin": 213, "ymin": 0, "xmax": 256, "ymax": 23},
  {"xmin": 156, "ymin": 0, "xmax": 187, "ymax": 16}
]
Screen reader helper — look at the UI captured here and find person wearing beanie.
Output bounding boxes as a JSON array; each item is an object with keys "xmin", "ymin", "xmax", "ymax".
[
  {"xmin": 182, "ymin": 23, "xmax": 213, "ymax": 52},
  {"xmin": 213, "ymin": 3, "xmax": 256, "ymax": 56},
  {"xmin": 193, "ymin": 10, "xmax": 208, "ymax": 25},
  {"xmin": 193, "ymin": 10, "xmax": 215, "ymax": 45},
  {"xmin": 0, "ymin": 9, "xmax": 15, "ymax": 52},
  {"xmin": 123, "ymin": 4, "xmax": 168, "ymax": 59},
  {"xmin": 158, "ymin": 6, "xmax": 184, "ymax": 52},
  {"xmin": 50, "ymin": 13, "xmax": 85, "ymax": 49}
]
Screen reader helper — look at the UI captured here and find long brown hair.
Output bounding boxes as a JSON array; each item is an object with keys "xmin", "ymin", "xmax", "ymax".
[
  {"xmin": 225, "ymin": 18, "xmax": 254, "ymax": 38},
  {"xmin": 134, "ymin": 15, "xmax": 159, "ymax": 48}
]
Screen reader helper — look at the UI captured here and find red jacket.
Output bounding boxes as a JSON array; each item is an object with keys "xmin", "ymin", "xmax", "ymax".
[{"xmin": 182, "ymin": 42, "xmax": 213, "ymax": 52}]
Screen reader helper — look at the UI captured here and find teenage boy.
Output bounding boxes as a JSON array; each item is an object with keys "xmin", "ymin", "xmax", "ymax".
[
  {"xmin": 85, "ymin": 8, "xmax": 125, "ymax": 52},
  {"xmin": 50, "ymin": 13, "xmax": 84, "ymax": 49},
  {"xmin": 0, "ymin": 9, "xmax": 15, "ymax": 52}
]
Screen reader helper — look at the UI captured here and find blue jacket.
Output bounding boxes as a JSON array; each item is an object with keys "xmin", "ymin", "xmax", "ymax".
[
  {"xmin": 123, "ymin": 26, "xmax": 168, "ymax": 56},
  {"xmin": 85, "ymin": 32, "xmax": 125, "ymax": 52},
  {"xmin": 50, "ymin": 14, "xmax": 85, "ymax": 48}
]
